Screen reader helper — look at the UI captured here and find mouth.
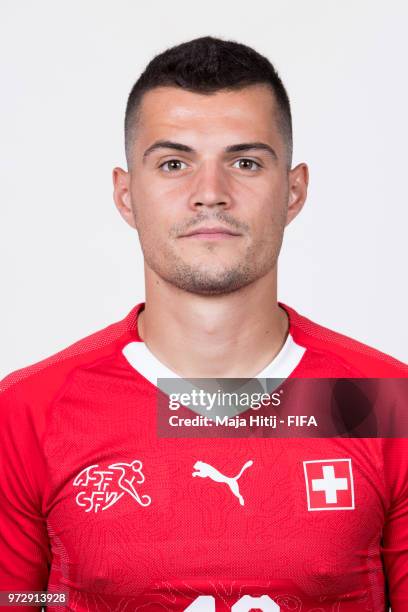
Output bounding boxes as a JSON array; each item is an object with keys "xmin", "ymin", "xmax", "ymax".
[{"xmin": 180, "ymin": 227, "xmax": 242, "ymax": 240}]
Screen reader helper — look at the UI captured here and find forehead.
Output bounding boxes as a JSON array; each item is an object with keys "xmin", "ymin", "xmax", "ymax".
[{"xmin": 134, "ymin": 84, "xmax": 280, "ymax": 146}]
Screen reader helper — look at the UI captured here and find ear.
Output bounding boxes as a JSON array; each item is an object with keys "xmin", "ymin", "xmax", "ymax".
[
  {"xmin": 112, "ymin": 167, "xmax": 137, "ymax": 229},
  {"xmin": 285, "ymin": 162, "xmax": 309, "ymax": 227}
]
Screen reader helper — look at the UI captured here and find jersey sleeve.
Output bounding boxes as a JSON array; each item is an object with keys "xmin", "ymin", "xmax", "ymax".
[
  {"xmin": 381, "ymin": 437, "xmax": 408, "ymax": 611},
  {"xmin": 0, "ymin": 382, "xmax": 51, "ymax": 609}
]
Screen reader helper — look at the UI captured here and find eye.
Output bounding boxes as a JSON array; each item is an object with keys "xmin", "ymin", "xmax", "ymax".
[
  {"xmin": 159, "ymin": 159, "xmax": 188, "ymax": 172},
  {"xmin": 232, "ymin": 158, "xmax": 261, "ymax": 171}
]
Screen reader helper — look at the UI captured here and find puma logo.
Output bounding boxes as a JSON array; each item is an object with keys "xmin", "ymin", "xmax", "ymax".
[{"xmin": 192, "ymin": 459, "xmax": 253, "ymax": 506}]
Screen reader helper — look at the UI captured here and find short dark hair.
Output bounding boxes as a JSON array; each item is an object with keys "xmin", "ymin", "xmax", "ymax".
[{"xmin": 124, "ymin": 36, "xmax": 293, "ymax": 169}]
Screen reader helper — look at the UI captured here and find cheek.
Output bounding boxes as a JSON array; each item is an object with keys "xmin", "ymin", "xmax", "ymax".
[
  {"xmin": 135, "ymin": 172, "xmax": 188, "ymax": 201},
  {"xmin": 131, "ymin": 198, "xmax": 179, "ymax": 252},
  {"xmin": 251, "ymin": 196, "xmax": 287, "ymax": 247},
  {"xmin": 231, "ymin": 174, "xmax": 286, "ymax": 209},
  {"xmin": 260, "ymin": 181, "xmax": 288, "ymax": 221},
  {"xmin": 131, "ymin": 177, "xmax": 186, "ymax": 223}
]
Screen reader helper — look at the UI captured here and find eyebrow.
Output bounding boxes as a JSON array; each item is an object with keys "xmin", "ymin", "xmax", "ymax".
[{"xmin": 142, "ymin": 140, "xmax": 278, "ymax": 162}]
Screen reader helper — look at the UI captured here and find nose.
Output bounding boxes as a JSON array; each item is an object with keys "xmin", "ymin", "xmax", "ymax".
[{"xmin": 187, "ymin": 161, "xmax": 232, "ymax": 210}]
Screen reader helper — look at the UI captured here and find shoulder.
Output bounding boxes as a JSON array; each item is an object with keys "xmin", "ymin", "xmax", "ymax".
[
  {"xmin": 280, "ymin": 302, "xmax": 408, "ymax": 377},
  {"xmin": 0, "ymin": 303, "xmax": 143, "ymax": 410}
]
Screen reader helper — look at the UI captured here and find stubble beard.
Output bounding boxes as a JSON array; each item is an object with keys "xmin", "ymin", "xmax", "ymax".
[{"xmin": 141, "ymin": 234, "xmax": 284, "ymax": 296}]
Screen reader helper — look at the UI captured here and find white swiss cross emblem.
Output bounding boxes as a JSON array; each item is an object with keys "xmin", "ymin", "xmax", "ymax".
[{"xmin": 303, "ymin": 458, "xmax": 355, "ymax": 511}]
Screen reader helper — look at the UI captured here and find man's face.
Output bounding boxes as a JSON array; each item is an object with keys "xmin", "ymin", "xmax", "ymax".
[{"xmin": 114, "ymin": 84, "xmax": 307, "ymax": 295}]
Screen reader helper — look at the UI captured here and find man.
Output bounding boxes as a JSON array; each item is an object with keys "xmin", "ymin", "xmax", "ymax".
[{"xmin": 1, "ymin": 36, "xmax": 407, "ymax": 612}]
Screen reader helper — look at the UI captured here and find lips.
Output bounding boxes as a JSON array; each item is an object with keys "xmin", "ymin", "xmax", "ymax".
[{"xmin": 181, "ymin": 226, "xmax": 241, "ymax": 237}]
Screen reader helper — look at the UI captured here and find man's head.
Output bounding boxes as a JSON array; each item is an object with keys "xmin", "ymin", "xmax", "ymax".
[
  {"xmin": 124, "ymin": 36, "xmax": 293, "ymax": 171},
  {"xmin": 113, "ymin": 36, "xmax": 308, "ymax": 296}
]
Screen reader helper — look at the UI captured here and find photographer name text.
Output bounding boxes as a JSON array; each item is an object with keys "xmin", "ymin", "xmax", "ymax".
[{"xmin": 168, "ymin": 415, "xmax": 317, "ymax": 428}]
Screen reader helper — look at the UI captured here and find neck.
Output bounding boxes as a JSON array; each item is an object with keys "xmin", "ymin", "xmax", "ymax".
[{"xmin": 137, "ymin": 265, "xmax": 288, "ymax": 378}]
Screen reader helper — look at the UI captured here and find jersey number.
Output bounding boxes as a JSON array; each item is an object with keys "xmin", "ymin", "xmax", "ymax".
[{"xmin": 185, "ymin": 595, "xmax": 279, "ymax": 611}]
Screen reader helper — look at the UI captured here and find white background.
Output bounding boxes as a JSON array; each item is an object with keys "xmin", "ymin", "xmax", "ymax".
[{"xmin": 1, "ymin": 0, "xmax": 407, "ymax": 377}]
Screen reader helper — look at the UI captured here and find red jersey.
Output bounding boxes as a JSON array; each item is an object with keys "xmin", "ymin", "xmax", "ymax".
[{"xmin": 0, "ymin": 302, "xmax": 407, "ymax": 612}]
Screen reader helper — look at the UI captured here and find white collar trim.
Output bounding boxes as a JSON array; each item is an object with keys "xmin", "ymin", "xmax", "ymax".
[{"xmin": 122, "ymin": 331, "xmax": 305, "ymax": 391}]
